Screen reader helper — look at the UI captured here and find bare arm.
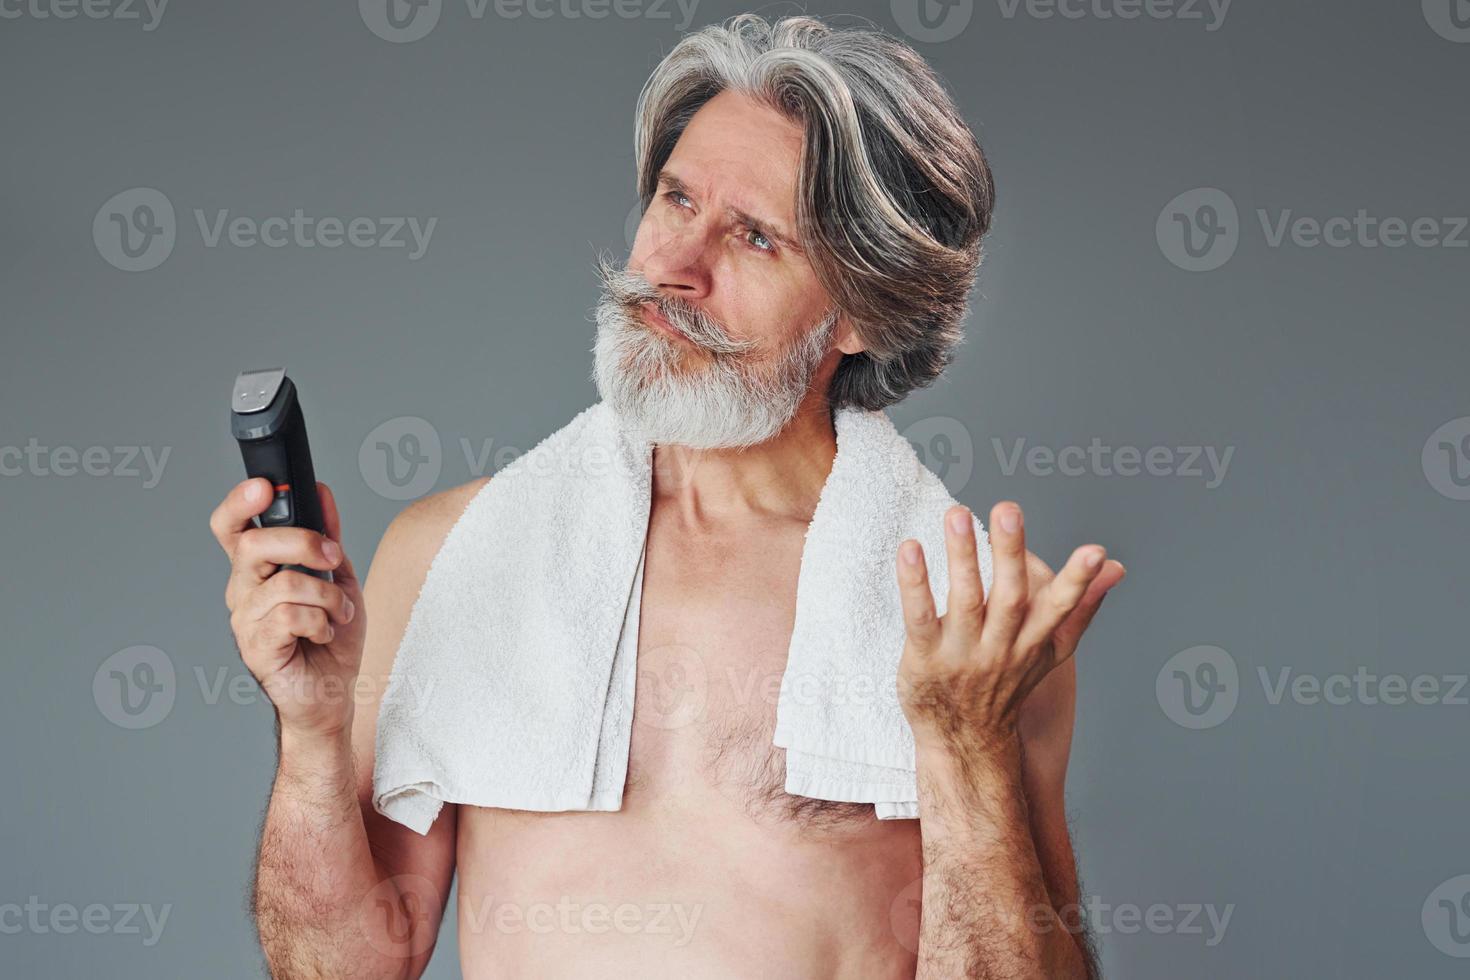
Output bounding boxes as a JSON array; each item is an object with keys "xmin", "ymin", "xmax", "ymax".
[
  {"xmin": 253, "ymin": 724, "xmax": 429, "ymax": 980},
  {"xmin": 1014, "ymin": 557, "xmax": 1099, "ymax": 976},
  {"xmin": 896, "ymin": 503, "xmax": 1124, "ymax": 979},
  {"xmin": 214, "ymin": 477, "xmax": 485, "ymax": 978},
  {"xmin": 911, "ymin": 731, "xmax": 1092, "ymax": 980}
]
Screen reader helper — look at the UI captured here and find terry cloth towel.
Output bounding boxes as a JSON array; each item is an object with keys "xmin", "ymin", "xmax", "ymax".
[{"xmin": 372, "ymin": 401, "xmax": 993, "ymax": 835}]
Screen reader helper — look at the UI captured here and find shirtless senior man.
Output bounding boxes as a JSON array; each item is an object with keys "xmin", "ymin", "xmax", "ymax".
[{"xmin": 210, "ymin": 15, "xmax": 1125, "ymax": 979}]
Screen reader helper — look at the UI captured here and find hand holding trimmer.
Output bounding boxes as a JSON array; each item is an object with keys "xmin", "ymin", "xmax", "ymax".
[{"xmin": 230, "ymin": 368, "xmax": 331, "ymax": 582}]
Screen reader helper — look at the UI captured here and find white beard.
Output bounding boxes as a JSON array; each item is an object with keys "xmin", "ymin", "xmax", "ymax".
[{"xmin": 591, "ymin": 255, "xmax": 838, "ymax": 450}]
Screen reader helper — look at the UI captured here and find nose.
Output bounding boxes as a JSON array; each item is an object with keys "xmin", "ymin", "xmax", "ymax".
[{"xmin": 633, "ymin": 206, "xmax": 712, "ymax": 304}]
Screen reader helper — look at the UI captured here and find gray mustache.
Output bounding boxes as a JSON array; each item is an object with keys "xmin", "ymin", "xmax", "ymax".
[{"xmin": 593, "ymin": 252, "xmax": 756, "ymax": 356}]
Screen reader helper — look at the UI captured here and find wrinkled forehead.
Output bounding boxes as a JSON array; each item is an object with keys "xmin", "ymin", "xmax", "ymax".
[{"xmin": 663, "ymin": 90, "xmax": 804, "ymax": 230}]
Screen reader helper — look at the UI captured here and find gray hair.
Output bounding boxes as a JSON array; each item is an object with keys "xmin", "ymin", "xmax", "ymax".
[{"xmin": 633, "ymin": 13, "xmax": 994, "ymax": 410}]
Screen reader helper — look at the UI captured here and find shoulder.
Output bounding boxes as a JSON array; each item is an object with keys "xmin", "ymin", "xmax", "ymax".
[
  {"xmin": 374, "ymin": 476, "xmax": 492, "ymax": 575},
  {"xmin": 391, "ymin": 475, "xmax": 492, "ymax": 533},
  {"xmin": 359, "ymin": 476, "xmax": 493, "ymax": 653}
]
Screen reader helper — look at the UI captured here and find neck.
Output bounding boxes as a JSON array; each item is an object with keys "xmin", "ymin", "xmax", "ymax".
[{"xmin": 651, "ymin": 389, "xmax": 840, "ymax": 526}]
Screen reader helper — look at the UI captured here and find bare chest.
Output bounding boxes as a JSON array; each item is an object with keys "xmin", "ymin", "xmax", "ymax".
[
  {"xmin": 451, "ymin": 509, "xmax": 924, "ymax": 979},
  {"xmin": 625, "ymin": 512, "xmax": 877, "ymax": 832}
]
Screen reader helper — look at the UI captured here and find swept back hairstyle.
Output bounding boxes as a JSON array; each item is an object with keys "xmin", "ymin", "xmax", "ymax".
[{"xmin": 633, "ymin": 13, "xmax": 994, "ymax": 410}]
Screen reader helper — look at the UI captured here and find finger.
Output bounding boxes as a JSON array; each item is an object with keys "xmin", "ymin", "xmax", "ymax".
[
  {"xmin": 235, "ymin": 603, "xmax": 334, "ymax": 676},
  {"xmin": 209, "ymin": 478, "xmax": 274, "ymax": 558},
  {"xmin": 941, "ymin": 506, "xmax": 985, "ymax": 636},
  {"xmin": 980, "ymin": 501, "xmax": 1028, "ymax": 650},
  {"xmin": 255, "ymin": 604, "xmax": 334, "ymax": 651},
  {"xmin": 232, "ymin": 525, "xmax": 344, "ymax": 588},
  {"xmin": 239, "ymin": 568, "xmax": 356, "ymax": 627},
  {"xmin": 316, "ymin": 482, "xmax": 361, "ymax": 592},
  {"xmin": 1016, "ymin": 545, "xmax": 1107, "ymax": 654},
  {"xmin": 896, "ymin": 539, "xmax": 941, "ymax": 655},
  {"xmin": 1050, "ymin": 559, "xmax": 1126, "ymax": 663}
]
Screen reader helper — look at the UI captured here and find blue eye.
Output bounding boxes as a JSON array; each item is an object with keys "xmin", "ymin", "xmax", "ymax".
[{"xmin": 661, "ymin": 190, "xmax": 776, "ymax": 255}]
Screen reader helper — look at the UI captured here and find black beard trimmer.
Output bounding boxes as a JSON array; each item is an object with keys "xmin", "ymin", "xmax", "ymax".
[{"xmin": 230, "ymin": 368, "xmax": 332, "ymax": 582}]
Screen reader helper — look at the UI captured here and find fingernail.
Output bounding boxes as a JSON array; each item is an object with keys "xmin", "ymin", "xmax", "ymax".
[
  {"xmin": 246, "ymin": 481, "xmax": 266, "ymax": 503},
  {"xmin": 343, "ymin": 598, "xmax": 355, "ymax": 622},
  {"xmin": 1086, "ymin": 549, "xmax": 1104, "ymax": 569},
  {"xmin": 1000, "ymin": 508, "xmax": 1020, "ymax": 534},
  {"xmin": 322, "ymin": 539, "xmax": 342, "ymax": 564},
  {"xmin": 902, "ymin": 540, "xmax": 921, "ymax": 566},
  {"xmin": 948, "ymin": 510, "xmax": 970, "ymax": 534}
]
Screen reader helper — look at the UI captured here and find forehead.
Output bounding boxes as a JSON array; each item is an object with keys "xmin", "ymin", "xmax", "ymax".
[{"xmin": 663, "ymin": 90, "xmax": 804, "ymax": 221}]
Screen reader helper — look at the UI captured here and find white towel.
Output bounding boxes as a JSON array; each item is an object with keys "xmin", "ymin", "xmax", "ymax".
[{"xmin": 372, "ymin": 401, "xmax": 992, "ymax": 834}]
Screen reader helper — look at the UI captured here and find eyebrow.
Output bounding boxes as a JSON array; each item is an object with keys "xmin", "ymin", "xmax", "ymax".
[{"xmin": 656, "ymin": 169, "xmax": 803, "ymax": 254}]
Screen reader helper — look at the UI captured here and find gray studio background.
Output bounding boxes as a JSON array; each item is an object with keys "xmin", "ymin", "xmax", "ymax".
[{"xmin": 2, "ymin": 1, "xmax": 1466, "ymax": 977}]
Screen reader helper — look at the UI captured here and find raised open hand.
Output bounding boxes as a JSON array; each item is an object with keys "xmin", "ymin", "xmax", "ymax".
[{"xmin": 895, "ymin": 501, "xmax": 1125, "ymax": 755}]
